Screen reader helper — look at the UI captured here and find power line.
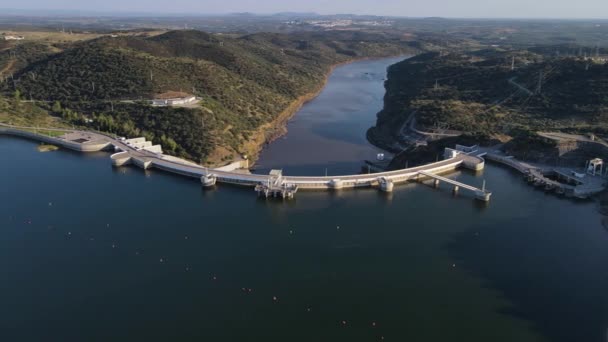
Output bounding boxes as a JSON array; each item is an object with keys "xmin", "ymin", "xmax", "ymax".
[{"xmin": 536, "ymin": 70, "xmax": 543, "ymax": 94}]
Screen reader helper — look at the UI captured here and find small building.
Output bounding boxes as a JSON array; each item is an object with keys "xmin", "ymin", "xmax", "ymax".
[
  {"xmin": 151, "ymin": 91, "xmax": 197, "ymax": 107},
  {"xmin": 444, "ymin": 148, "xmax": 460, "ymax": 159},
  {"xmin": 255, "ymin": 169, "xmax": 298, "ymax": 199},
  {"xmin": 268, "ymin": 169, "xmax": 284, "ymax": 186},
  {"xmin": 586, "ymin": 158, "xmax": 604, "ymax": 176},
  {"xmin": 3, "ymin": 35, "xmax": 25, "ymax": 41}
]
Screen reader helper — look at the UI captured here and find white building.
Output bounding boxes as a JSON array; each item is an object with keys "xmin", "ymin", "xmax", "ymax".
[
  {"xmin": 151, "ymin": 92, "xmax": 198, "ymax": 107},
  {"xmin": 3, "ymin": 35, "xmax": 25, "ymax": 41}
]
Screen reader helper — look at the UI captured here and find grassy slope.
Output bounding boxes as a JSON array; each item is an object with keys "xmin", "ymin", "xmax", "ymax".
[{"xmin": 1, "ymin": 30, "xmax": 419, "ymax": 164}]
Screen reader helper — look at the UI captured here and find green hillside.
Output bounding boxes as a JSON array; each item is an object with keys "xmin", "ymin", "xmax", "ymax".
[
  {"xmin": 369, "ymin": 49, "xmax": 608, "ymax": 148},
  {"xmin": 1, "ymin": 30, "xmax": 419, "ymax": 163}
]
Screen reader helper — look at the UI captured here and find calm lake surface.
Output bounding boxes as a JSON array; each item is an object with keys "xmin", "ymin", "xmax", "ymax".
[
  {"xmin": 2, "ymin": 58, "xmax": 608, "ymax": 342},
  {"xmin": 255, "ymin": 57, "xmax": 404, "ymax": 176}
]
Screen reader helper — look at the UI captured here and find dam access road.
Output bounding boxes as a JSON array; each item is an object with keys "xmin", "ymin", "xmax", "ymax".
[{"xmin": 0, "ymin": 123, "xmax": 491, "ymax": 202}]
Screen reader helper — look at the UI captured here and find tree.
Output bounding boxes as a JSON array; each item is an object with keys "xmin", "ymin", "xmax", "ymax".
[
  {"xmin": 52, "ymin": 101, "xmax": 62, "ymax": 113},
  {"xmin": 13, "ymin": 90, "xmax": 21, "ymax": 102},
  {"xmin": 161, "ymin": 135, "xmax": 178, "ymax": 152}
]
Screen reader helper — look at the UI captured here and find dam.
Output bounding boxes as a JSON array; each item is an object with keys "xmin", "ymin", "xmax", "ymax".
[{"xmin": 0, "ymin": 123, "xmax": 492, "ymax": 201}]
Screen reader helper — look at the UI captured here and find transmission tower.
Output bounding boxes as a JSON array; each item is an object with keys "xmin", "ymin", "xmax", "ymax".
[{"xmin": 536, "ymin": 70, "xmax": 543, "ymax": 94}]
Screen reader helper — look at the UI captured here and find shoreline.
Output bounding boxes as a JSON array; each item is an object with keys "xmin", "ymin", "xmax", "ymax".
[
  {"xmin": 241, "ymin": 55, "xmax": 410, "ymax": 168},
  {"xmin": 2, "ymin": 55, "xmax": 410, "ymax": 169}
]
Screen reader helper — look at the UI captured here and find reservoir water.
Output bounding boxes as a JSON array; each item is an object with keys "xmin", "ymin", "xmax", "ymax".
[
  {"xmin": 254, "ymin": 57, "xmax": 404, "ymax": 176},
  {"xmin": 2, "ymin": 58, "xmax": 608, "ymax": 342}
]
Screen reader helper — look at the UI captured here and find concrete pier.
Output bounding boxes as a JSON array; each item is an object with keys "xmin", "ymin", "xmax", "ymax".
[
  {"xmin": 0, "ymin": 126, "xmax": 112, "ymax": 152},
  {"xmin": 379, "ymin": 177, "xmax": 394, "ymax": 192},
  {"xmin": 328, "ymin": 179, "xmax": 345, "ymax": 190},
  {"xmin": 110, "ymin": 151, "xmax": 132, "ymax": 166},
  {"xmin": 201, "ymin": 174, "xmax": 217, "ymax": 188},
  {"xmin": 485, "ymin": 152, "xmax": 606, "ymax": 199},
  {"xmin": 419, "ymin": 171, "xmax": 492, "ymax": 202}
]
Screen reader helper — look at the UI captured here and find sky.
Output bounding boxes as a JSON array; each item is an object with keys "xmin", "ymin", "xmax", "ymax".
[{"xmin": 3, "ymin": 0, "xmax": 608, "ymax": 19}]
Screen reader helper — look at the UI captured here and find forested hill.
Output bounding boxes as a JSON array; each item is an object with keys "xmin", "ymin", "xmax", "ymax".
[
  {"xmin": 11, "ymin": 30, "xmax": 415, "ymax": 102},
  {"xmin": 369, "ymin": 49, "xmax": 608, "ymax": 148},
  {"xmin": 1, "ymin": 30, "xmax": 420, "ymax": 163}
]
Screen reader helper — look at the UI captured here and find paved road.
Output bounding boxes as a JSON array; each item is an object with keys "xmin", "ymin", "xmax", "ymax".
[
  {"xmin": 398, "ymin": 111, "xmax": 461, "ymax": 147},
  {"xmin": 538, "ymin": 131, "xmax": 608, "ymax": 148}
]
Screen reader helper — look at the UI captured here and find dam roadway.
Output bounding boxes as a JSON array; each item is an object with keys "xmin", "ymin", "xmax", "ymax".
[{"xmin": 0, "ymin": 123, "xmax": 492, "ymax": 201}]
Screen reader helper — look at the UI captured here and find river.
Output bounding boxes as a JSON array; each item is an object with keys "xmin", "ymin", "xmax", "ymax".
[
  {"xmin": 254, "ymin": 57, "xmax": 404, "ymax": 176},
  {"xmin": 1, "ymin": 57, "xmax": 608, "ymax": 342}
]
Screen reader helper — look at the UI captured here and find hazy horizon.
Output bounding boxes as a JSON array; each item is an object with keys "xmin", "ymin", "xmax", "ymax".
[{"xmin": 2, "ymin": 0, "xmax": 608, "ymax": 19}]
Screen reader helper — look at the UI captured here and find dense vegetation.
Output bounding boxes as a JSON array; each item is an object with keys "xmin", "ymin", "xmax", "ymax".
[
  {"xmin": 369, "ymin": 49, "xmax": 608, "ymax": 149},
  {"xmin": 0, "ymin": 30, "xmax": 420, "ymax": 163}
]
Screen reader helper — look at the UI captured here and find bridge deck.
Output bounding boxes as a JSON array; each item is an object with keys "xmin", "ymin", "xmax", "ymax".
[{"xmin": 419, "ymin": 171, "xmax": 483, "ymax": 192}]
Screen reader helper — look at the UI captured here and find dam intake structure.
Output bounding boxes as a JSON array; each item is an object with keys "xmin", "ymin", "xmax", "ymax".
[{"xmin": 1, "ymin": 124, "xmax": 492, "ymax": 202}]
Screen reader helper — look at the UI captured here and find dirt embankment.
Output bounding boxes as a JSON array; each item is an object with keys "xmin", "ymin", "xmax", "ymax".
[
  {"xmin": 238, "ymin": 84, "xmax": 328, "ymax": 163},
  {"xmin": 203, "ymin": 68, "xmax": 335, "ymax": 166},
  {"xmin": 0, "ymin": 59, "xmax": 16, "ymax": 75}
]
